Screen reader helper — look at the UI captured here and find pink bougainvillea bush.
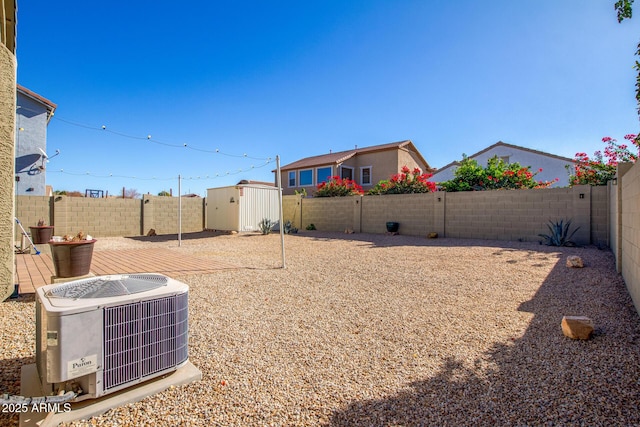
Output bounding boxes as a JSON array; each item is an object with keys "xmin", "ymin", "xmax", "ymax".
[
  {"xmin": 315, "ymin": 176, "xmax": 364, "ymax": 197},
  {"xmin": 368, "ymin": 166, "xmax": 437, "ymax": 195},
  {"xmin": 568, "ymin": 134, "xmax": 639, "ymax": 186}
]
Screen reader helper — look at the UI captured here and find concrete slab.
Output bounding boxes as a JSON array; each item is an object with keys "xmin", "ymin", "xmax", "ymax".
[{"xmin": 19, "ymin": 361, "xmax": 202, "ymax": 427}]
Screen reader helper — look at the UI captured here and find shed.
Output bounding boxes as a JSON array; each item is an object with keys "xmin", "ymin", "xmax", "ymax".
[{"xmin": 206, "ymin": 184, "xmax": 280, "ymax": 232}]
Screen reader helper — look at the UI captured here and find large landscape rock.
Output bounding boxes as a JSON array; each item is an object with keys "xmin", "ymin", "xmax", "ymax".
[
  {"xmin": 561, "ymin": 315, "xmax": 594, "ymax": 340},
  {"xmin": 566, "ymin": 256, "xmax": 584, "ymax": 268}
]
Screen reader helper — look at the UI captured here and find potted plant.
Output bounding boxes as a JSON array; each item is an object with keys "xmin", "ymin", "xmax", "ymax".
[
  {"xmin": 29, "ymin": 219, "xmax": 54, "ymax": 244},
  {"xmin": 49, "ymin": 231, "xmax": 97, "ymax": 278}
]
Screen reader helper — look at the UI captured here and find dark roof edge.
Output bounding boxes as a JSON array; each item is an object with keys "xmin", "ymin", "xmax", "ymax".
[{"xmin": 17, "ymin": 84, "xmax": 57, "ymax": 111}]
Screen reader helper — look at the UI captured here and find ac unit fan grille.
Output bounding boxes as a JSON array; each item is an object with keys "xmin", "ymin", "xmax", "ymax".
[
  {"xmin": 103, "ymin": 293, "xmax": 188, "ymax": 390},
  {"xmin": 47, "ymin": 274, "xmax": 169, "ymax": 299}
]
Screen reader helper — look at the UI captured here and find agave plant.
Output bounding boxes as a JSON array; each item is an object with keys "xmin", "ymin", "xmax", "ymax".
[
  {"xmin": 258, "ymin": 218, "xmax": 275, "ymax": 235},
  {"xmin": 538, "ymin": 219, "xmax": 580, "ymax": 246}
]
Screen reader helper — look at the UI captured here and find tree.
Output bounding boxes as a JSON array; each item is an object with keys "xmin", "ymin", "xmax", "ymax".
[
  {"xmin": 158, "ymin": 190, "xmax": 172, "ymax": 196},
  {"xmin": 567, "ymin": 134, "xmax": 639, "ymax": 185},
  {"xmin": 615, "ymin": 0, "xmax": 640, "ymax": 119},
  {"xmin": 122, "ymin": 188, "xmax": 141, "ymax": 199}
]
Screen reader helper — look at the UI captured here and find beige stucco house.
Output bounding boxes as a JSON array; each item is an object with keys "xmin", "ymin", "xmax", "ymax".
[
  {"xmin": 431, "ymin": 141, "xmax": 575, "ymax": 187},
  {"xmin": 277, "ymin": 140, "xmax": 432, "ymax": 196},
  {"xmin": 1, "ymin": 0, "xmax": 17, "ymax": 299}
]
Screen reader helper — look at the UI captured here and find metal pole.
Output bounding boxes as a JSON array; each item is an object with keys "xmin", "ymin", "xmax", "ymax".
[
  {"xmin": 276, "ymin": 155, "xmax": 286, "ymax": 268},
  {"xmin": 178, "ymin": 175, "xmax": 182, "ymax": 247}
]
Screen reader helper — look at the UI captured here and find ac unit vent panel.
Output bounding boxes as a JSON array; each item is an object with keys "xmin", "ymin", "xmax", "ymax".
[
  {"xmin": 103, "ymin": 293, "xmax": 189, "ymax": 390},
  {"xmin": 46, "ymin": 274, "xmax": 169, "ymax": 299}
]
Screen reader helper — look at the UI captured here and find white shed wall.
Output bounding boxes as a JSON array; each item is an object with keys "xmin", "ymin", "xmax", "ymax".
[
  {"xmin": 206, "ymin": 187, "xmax": 240, "ymax": 231},
  {"xmin": 207, "ymin": 185, "xmax": 280, "ymax": 232},
  {"xmin": 239, "ymin": 186, "xmax": 280, "ymax": 231}
]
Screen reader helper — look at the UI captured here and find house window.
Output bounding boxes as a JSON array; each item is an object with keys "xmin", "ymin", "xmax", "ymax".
[
  {"xmin": 361, "ymin": 167, "xmax": 372, "ymax": 185},
  {"xmin": 340, "ymin": 166, "xmax": 353, "ymax": 181},
  {"xmin": 316, "ymin": 166, "xmax": 332, "ymax": 184},
  {"xmin": 299, "ymin": 169, "xmax": 313, "ymax": 186},
  {"xmin": 500, "ymin": 156, "xmax": 510, "ymax": 164},
  {"xmin": 288, "ymin": 171, "xmax": 296, "ymax": 187}
]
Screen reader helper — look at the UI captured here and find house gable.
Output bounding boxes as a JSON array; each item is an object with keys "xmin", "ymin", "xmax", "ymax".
[
  {"xmin": 431, "ymin": 141, "xmax": 575, "ymax": 187},
  {"xmin": 278, "ymin": 140, "xmax": 431, "ymax": 195}
]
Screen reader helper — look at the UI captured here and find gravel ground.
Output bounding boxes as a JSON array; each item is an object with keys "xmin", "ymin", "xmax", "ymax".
[{"xmin": 2, "ymin": 231, "xmax": 640, "ymax": 426}]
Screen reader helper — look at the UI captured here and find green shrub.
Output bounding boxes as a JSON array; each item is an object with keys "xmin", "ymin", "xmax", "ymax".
[
  {"xmin": 284, "ymin": 220, "xmax": 298, "ymax": 234},
  {"xmin": 439, "ymin": 156, "xmax": 557, "ymax": 192}
]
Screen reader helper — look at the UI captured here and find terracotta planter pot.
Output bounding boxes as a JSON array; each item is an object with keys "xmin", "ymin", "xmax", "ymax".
[
  {"xmin": 49, "ymin": 239, "xmax": 97, "ymax": 278},
  {"xmin": 29, "ymin": 226, "xmax": 54, "ymax": 244}
]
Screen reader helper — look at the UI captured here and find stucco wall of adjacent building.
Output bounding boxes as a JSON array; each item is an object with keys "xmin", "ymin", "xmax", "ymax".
[
  {"xmin": 15, "ymin": 92, "xmax": 49, "ymax": 195},
  {"xmin": 0, "ymin": 42, "xmax": 17, "ymax": 300}
]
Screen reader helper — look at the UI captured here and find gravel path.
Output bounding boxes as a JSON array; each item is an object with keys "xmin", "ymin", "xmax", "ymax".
[{"xmin": 2, "ymin": 231, "xmax": 640, "ymax": 426}]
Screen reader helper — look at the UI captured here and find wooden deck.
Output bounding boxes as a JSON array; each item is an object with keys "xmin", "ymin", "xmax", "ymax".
[{"xmin": 15, "ymin": 248, "xmax": 240, "ymax": 294}]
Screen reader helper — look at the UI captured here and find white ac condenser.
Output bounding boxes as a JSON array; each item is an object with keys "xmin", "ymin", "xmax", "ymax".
[{"xmin": 35, "ymin": 274, "xmax": 189, "ymax": 401}]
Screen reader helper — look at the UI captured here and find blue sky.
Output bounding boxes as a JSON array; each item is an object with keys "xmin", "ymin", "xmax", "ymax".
[{"xmin": 16, "ymin": 1, "xmax": 640, "ymax": 196}]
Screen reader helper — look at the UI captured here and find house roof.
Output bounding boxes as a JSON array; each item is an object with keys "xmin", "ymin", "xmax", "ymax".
[
  {"xmin": 432, "ymin": 161, "xmax": 460, "ymax": 174},
  {"xmin": 280, "ymin": 140, "xmax": 431, "ymax": 171},
  {"xmin": 237, "ymin": 179, "xmax": 275, "ymax": 187},
  {"xmin": 469, "ymin": 141, "xmax": 575, "ymax": 163},
  {"xmin": 17, "ymin": 84, "xmax": 57, "ymax": 112}
]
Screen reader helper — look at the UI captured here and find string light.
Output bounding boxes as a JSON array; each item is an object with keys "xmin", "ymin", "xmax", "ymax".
[
  {"xmin": 47, "ymin": 158, "xmax": 275, "ymax": 182},
  {"xmin": 52, "ymin": 115, "xmax": 270, "ymax": 160}
]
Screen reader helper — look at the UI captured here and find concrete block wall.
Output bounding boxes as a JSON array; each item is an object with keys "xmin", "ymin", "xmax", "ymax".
[
  {"xmin": 620, "ymin": 161, "xmax": 640, "ymax": 312},
  {"xmin": 447, "ymin": 188, "xmax": 582, "ymax": 242},
  {"xmin": 590, "ymin": 185, "xmax": 609, "ymax": 247},
  {"xmin": 301, "ymin": 197, "xmax": 360, "ymax": 232},
  {"xmin": 295, "ymin": 186, "xmax": 607, "ymax": 245},
  {"xmin": 143, "ymin": 195, "xmax": 204, "ymax": 235},
  {"xmin": 52, "ymin": 196, "xmax": 141, "ymax": 237},
  {"xmin": 282, "ymin": 195, "xmax": 303, "ymax": 230},
  {"xmin": 14, "ymin": 195, "xmax": 52, "ymax": 233},
  {"xmin": 15, "ymin": 195, "xmax": 206, "ymax": 240},
  {"xmin": 361, "ymin": 193, "xmax": 436, "ymax": 236}
]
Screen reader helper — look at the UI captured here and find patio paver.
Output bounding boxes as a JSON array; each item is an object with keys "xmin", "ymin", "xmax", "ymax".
[{"xmin": 14, "ymin": 248, "xmax": 239, "ymax": 294}]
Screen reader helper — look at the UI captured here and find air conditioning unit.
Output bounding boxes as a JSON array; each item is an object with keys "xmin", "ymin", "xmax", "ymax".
[{"xmin": 35, "ymin": 274, "xmax": 189, "ymax": 401}]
